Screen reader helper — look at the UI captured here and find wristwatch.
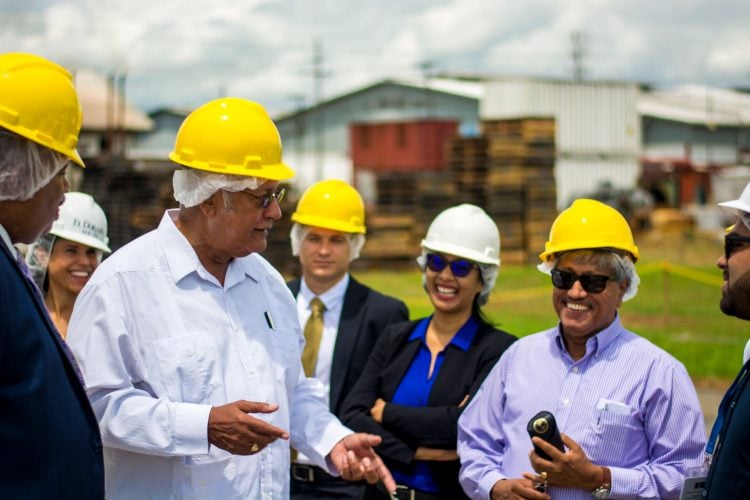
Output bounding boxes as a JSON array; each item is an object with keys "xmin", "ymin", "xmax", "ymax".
[{"xmin": 591, "ymin": 466, "xmax": 611, "ymax": 499}]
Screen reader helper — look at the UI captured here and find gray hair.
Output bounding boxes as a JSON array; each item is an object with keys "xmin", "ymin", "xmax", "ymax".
[
  {"xmin": 0, "ymin": 129, "xmax": 70, "ymax": 202},
  {"xmin": 289, "ymin": 222, "xmax": 366, "ymax": 261},
  {"xmin": 539, "ymin": 248, "xmax": 640, "ymax": 301},
  {"xmin": 416, "ymin": 250, "xmax": 499, "ymax": 306}
]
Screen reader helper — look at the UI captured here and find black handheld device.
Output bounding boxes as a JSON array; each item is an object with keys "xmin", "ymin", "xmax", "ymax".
[{"xmin": 526, "ymin": 410, "xmax": 565, "ymax": 460}]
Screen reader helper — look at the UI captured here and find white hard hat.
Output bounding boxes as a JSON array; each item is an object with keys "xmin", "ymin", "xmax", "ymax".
[
  {"xmin": 50, "ymin": 192, "xmax": 111, "ymax": 253},
  {"xmin": 719, "ymin": 182, "xmax": 750, "ymax": 214},
  {"xmin": 421, "ymin": 203, "xmax": 500, "ymax": 266}
]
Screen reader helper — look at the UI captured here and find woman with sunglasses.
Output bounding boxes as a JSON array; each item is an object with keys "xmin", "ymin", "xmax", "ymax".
[
  {"xmin": 25, "ymin": 192, "xmax": 111, "ymax": 338},
  {"xmin": 341, "ymin": 204, "xmax": 517, "ymax": 499},
  {"xmin": 458, "ymin": 199, "xmax": 705, "ymax": 500}
]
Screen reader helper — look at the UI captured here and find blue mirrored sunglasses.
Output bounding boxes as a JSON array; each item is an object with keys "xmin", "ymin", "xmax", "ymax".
[{"xmin": 425, "ymin": 253, "xmax": 476, "ymax": 278}]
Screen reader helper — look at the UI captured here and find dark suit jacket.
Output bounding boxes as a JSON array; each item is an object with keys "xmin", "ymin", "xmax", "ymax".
[
  {"xmin": 341, "ymin": 318, "xmax": 516, "ymax": 498},
  {"xmin": 0, "ymin": 241, "xmax": 104, "ymax": 498},
  {"xmin": 287, "ymin": 275, "xmax": 409, "ymax": 416}
]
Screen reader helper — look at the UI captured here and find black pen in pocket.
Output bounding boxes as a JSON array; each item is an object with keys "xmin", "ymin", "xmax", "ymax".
[{"xmin": 264, "ymin": 311, "xmax": 275, "ymax": 331}]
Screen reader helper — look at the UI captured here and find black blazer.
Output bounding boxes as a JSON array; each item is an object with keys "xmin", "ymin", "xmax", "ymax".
[
  {"xmin": 287, "ymin": 275, "xmax": 409, "ymax": 416},
  {"xmin": 0, "ymin": 242, "xmax": 104, "ymax": 498},
  {"xmin": 341, "ymin": 318, "xmax": 516, "ymax": 498}
]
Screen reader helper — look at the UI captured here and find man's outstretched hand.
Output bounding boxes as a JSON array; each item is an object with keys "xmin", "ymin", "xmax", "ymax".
[{"xmin": 328, "ymin": 433, "xmax": 396, "ymax": 494}]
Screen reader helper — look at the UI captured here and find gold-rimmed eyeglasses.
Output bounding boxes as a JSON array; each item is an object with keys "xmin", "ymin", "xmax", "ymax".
[{"xmin": 242, "ymin": 187, "xmax": 286, "ymax": 209}]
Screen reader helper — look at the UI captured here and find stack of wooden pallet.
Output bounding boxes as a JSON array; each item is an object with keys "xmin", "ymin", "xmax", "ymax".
[{"xmin": 444, "ymin": 118, "xmax": 558, "ymax": 264}]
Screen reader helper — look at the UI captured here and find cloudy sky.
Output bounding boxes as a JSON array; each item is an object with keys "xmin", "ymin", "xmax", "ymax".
[{"xmin": 2, "ymin": 0, "xmax": 749, "ymax": 115}]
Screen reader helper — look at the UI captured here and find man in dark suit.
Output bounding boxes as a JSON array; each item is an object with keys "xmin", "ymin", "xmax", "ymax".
[
  {"xmin": 288, "ymin": 179, "xmax": 409, "ymax": 498},
  {"xmin": 0, "ymin": 52, "xmax": 104, "ymax": 498}
]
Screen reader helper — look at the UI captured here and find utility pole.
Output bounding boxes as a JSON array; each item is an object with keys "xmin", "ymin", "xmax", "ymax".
[
  {"xmin": 419, "ymin": 60, "xmax": 435, "ymax": 118},
  {"xmin": 312, "ymin": 39, "xmax": 329, "ymax": 182},
  {"xmin": 571, "ymin": 31, "xmax": 586, "ymax": 82},
  {"xmin": 117, "ymin": 72, "xmax": 126, "ymax": 158}
]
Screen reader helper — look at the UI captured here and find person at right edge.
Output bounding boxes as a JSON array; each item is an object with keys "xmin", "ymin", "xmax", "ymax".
[
  {"xmin": 288, "ymin": 179, "xmax": 409, "ymax": 499},
  {"xmin": 342, "ymin": 203, "xmax": 517, "ymax": 499},
  {"xmin": 457, "ymin": 199, "xmax": 706, "ymax": 500},
  {"xmin": 0, "ymin": 53, "xmax": 104, "ymax": 497},
  {"xmin": 703, "ymin": 182, "xmax": 750, "ymax": 497}
]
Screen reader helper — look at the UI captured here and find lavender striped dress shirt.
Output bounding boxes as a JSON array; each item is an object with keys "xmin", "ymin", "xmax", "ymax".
[{"xmin": 457, "ymin": 314, "xmax": 706, "ymax": 500}]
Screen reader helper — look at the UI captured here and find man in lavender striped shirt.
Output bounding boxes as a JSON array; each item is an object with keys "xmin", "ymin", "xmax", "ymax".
[{"xmin": 458, "ymin": 199, "xmax": 706, "ymax": 500}]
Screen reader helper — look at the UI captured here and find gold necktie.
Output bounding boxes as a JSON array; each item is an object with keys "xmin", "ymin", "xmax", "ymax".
[{"xmin": 301, "ymin": 297, "xmax": 326, "ymax": 377}]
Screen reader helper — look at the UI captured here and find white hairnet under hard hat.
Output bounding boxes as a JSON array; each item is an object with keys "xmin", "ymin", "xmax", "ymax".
[
  {"xmin": 173, "ymin": 168, "xmax": 263, "ymax": 208},
  {"xmin": 0, "ymin": 129, "xmax": 70, "ymax": 202},
  {"xmin": 718, "ymin": 181, "xmax": 750, "ymax": 230},
  {"xmin": 289, "ymin": 222, "xmax": 366, "ymax": 262}
]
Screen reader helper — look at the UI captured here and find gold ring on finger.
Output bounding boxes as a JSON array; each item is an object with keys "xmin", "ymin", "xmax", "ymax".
[{"xmin": 250, "ymin": 443, "xmax": 260, "ymax": 453}]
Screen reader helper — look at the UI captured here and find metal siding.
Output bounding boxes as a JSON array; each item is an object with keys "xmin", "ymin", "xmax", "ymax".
[
  {"xmin": 555, "ymin": 157, "xmax": 641, "ymax": 210},
  {"xmin": 481, "ymin": 80, "xmax": 641, "ymax": 156},
  {"xmin": 276, "ymin": 83, "xmax": 478, "ymax": 188}
]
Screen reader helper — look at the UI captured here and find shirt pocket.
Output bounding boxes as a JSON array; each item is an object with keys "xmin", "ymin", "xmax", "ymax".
[
  {"xmin": 268, "ymin": 328, "xmax": 301, "ymax": 387},
  {"xmin": 175, "ymin": 452, "xmax": 238, "ymax": 499},
  {"xmin": 152, "ymin": 334, "xmax": 222, "ymax": 403},
  {"xmin": 591, "ymin": 405, "xmax": 647, "ymax": 463}
]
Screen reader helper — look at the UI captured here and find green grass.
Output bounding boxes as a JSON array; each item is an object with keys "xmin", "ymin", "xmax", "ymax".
[{"xmin": 351, "ymin": 231, "xmax": 750, "ymax": 382}]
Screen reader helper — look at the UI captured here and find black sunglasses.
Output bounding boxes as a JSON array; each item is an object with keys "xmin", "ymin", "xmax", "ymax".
[
  {"xmin": 725, "ymin": 233, "xmax": 750, "ymax": 261},
  {"xmin": 551, "ymin": 268, "xmax": 612, "ymax": 294},
  {"xmin": 243, "ymin": 187, "xmax": 286, "ymax": 208},
  {"xmin": 425, "ymin": 253, "xmax": 477, "ymax": 278}
]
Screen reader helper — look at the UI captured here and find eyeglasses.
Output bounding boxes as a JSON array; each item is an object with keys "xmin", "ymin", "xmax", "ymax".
[
  {"xmin": 551, "ymin": 268, "xmax": 613, "ymax": 294},
  {"xmin": 425, "ymin": 253, "xmax": 477, "ymax": 278},
  {"xmin": 725, "ymin": 233, "xmax": 750, "ymax": 261},
  {"xmin": 242, "ymin": 187, "xmax": 286, "ymax": 209}
]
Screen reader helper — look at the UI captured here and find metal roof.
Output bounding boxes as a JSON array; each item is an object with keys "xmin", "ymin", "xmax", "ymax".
[
  {"xmin": 639, "ymin": 84, "xmax": 750, "ymax": 126},
  {"xmin": 74, "ymin": 69, "xmax": 154, "ymax": 132}
]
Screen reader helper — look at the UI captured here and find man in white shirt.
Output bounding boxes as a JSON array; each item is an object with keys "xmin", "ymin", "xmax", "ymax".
[
  {"xmin": 67, "ymin": 98, "xmax": 395, "ymax": 499},
  {"xmin": 287, "ymin": 179, "xmax": 409, "ymax": 498}
]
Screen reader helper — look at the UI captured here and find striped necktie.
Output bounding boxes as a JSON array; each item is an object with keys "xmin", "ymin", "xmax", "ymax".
[{"xmin": 301, "ymin": 297, "xmax": 326, "ymax": 377}]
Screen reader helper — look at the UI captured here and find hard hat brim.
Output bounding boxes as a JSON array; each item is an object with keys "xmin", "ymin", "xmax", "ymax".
[
  {"xmin": 49, "ymin": 229, "xmax": 111, "ymax": 253},
  {"xmin": 718, "ymin": 199, "xmax": 750, "ymax": 214},
  {"xmin": 168, "ymin": 153, "xmax": 294, "ymax": 181}
]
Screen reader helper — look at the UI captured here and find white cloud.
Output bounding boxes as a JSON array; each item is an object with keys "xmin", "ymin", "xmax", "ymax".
[{"xmin": 1, "ymin": 0, "xmax": 747, "ymax": 113}]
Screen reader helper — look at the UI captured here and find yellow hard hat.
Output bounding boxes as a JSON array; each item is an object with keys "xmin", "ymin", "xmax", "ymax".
[
  {"xmin": 291, "ymin": 179, "xmax": 366, "ymax": 234},
  {"xmin": 539, "ymin": 198, "xmax": 639, "ymax": 263},
  {"xmin": 169, "ymin": 97, "xmax": 294, "ymax": 181},
  {"xmin": 0, "ymin": 53, "xmax": 84, "ymax": 166}
]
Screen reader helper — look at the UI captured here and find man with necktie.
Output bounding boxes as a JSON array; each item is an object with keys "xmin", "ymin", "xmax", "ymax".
[
  {"xmin": 0, "ymin": 52, "xmax": 104, "ymax": 498},
  {"xmin": 287, "ymin": 179, "xmax": 409, "ymax": 498}
]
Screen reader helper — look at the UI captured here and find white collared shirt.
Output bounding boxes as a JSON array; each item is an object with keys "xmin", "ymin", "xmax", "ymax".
[
  {"xmin": 67, "ymin": 210, "xmax": 351, "ymax": 499},
  {"xmin": 295, "ymin": 274, "xmax": 348, "ymax": 466},
  {"xmin": 297, "ymin": 273, "xmax": 349, "ymax": 403}
]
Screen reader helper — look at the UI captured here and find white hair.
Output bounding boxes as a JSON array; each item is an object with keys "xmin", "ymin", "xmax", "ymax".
[
  {"xmin": 173, "ymin": 168, "xmax": 264, "ymax": 207},
  {"xmin": 537, "ymin": 250, "xmax": 640, "ymax": 301},
  {"xmin": 289, "ymin": 223, "xmax": 366, "ymax": 261}
]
